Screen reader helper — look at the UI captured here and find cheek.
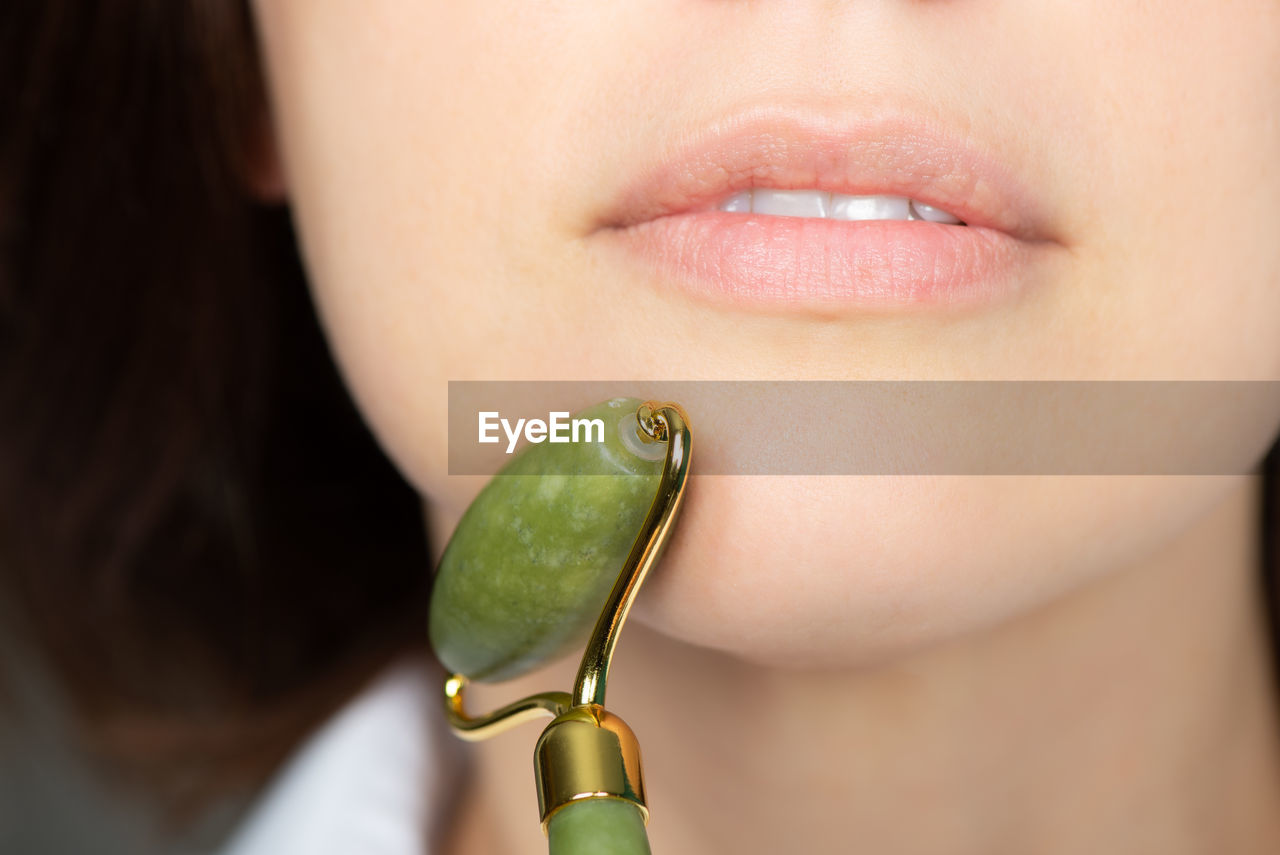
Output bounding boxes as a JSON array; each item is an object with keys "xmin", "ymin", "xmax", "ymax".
[
  {"xmin": 1018, "ymin": 0, "xmax": 1280, "ymax": 379},
  {"xmin": 252, "ymin": 1, "xmax": 685, "ymax": 496}
]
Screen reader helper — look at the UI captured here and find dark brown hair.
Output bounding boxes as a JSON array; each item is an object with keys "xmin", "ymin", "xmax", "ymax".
[
  {"xmin": 1, "ymin": 0, "xmax": 431, "ymax": 816},
  {"xmin": 2, "ymin": 0, "xmax": 1279, "ymax": 831}
]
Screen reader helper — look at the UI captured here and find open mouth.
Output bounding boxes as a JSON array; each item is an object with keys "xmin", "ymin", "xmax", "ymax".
[
  {"xmin": 713, "ymin": 190, "xmax": 964, "ymax": 225},
  {"xmin": 594, "ymin": 105, "xmax": 1060, "ymax": 313}
]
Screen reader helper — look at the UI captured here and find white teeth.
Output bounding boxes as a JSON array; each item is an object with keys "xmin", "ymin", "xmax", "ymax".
[
  {"xmin": 908, "ymin": 200, "xmax": 964, "ymax": 224},
  {"xmin": 718, "ymin": 191, "xmax": 752, "ymax": 213},
  {"xmin": 749, "ymin": 189, "xmax": 829, "ymax": 218},
  {"xmin": 716, "ymin": 190, "xmax": 964, "ymax": 224},
  {"xmin": 829, "ymin": 194, "xmax": 911, "ymax": 222}
]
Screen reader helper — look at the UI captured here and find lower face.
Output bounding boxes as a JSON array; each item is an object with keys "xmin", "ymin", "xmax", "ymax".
[{"xmin": 251, "ymin": 1, "xmax": 1280, "ymax": 669}]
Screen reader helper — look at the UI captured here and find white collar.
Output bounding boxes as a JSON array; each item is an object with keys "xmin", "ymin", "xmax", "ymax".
[{"xmin": 218, "ymin": 657, "xmax": 457, "ymax": 855}]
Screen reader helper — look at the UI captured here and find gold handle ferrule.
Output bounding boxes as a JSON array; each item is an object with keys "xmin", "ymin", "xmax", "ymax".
[{"xmin": 534, "ymin": 704, "xmax": 648, "ymax": 831}]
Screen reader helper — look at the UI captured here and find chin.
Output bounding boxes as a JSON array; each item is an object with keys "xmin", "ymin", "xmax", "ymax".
[{"xmin": 627, "ymin": 473, "xmax": 1247, "ymax": 672}]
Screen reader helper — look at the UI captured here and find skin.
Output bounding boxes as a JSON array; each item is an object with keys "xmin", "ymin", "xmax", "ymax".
[{"xmin": 249, "ymin": 2, "xmax": 1280, "ymax": 852}]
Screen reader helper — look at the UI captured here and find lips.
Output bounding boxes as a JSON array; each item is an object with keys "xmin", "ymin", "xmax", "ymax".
[{"xmin": 593, "ymin": 106, "xmax": 1060, "ymax": 312}]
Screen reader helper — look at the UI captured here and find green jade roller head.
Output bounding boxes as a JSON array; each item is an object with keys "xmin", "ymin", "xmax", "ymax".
[{"xmin": 429, "ymin": 397, "xmax": 692, "ymax": 855}]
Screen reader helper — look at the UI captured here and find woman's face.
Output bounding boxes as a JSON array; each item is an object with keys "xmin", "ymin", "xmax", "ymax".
[{"xmin": 250, "ymin": 2, "xmax": 1280, "ymax": 669}]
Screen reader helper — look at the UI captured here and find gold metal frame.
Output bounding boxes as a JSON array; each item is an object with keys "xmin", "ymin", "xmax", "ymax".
[{"xmin": 440, "ymin": 401, "xmax": 692, "ymax": 831}]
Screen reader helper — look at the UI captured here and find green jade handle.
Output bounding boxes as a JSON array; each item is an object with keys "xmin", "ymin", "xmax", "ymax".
[
  {"xmin": 429, "ymin": 397, "xmax": 691, "ymax": 855},
  {"xmin": 548, "ymin": 798, "xmax": 652, "ymax": 855}
]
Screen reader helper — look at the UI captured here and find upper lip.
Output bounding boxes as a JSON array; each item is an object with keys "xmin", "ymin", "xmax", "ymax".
[{"xmin": 595, "ymin": 104, "xmax": 1053, "ymax": 243}]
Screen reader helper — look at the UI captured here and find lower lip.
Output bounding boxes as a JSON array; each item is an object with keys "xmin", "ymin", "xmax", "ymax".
[{"xmin": 602, "ymin": 211, "xmax": 1038, "ymax": 311}]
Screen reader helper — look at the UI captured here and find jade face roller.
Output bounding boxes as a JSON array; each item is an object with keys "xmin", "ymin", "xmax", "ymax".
[{"xmin": 429, "ymin": 397, "xmax": 692, "ymax": 854}]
